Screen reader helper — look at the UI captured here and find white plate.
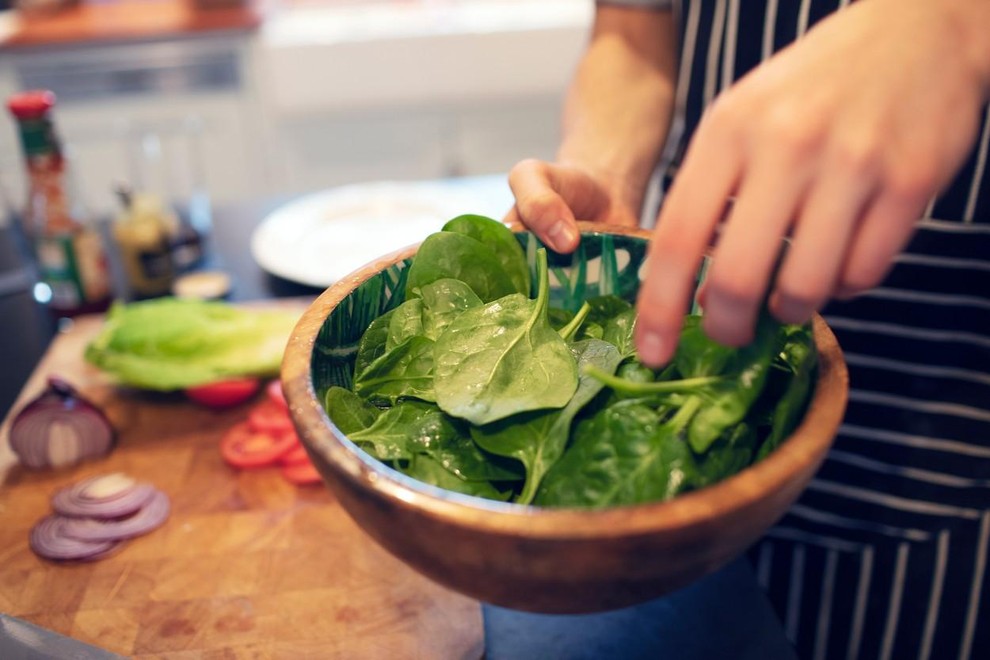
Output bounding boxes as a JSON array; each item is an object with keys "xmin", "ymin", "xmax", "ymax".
[{"xmin": 251, "ymin": 179, "xmax": 509, "ymax": 288}]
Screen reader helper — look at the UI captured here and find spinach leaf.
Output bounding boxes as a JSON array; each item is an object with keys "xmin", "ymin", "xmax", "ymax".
[
  {"xmin": 602, "ymin": 307, "xmax": 638, "ymax": 359},
  {"xmin": 324, "ymin": 386, "xmax": 381, "ymax": 435},
  {"xmin": 673, "ymin": 314, "xmax": 735, "ymax": 378},
  {"xmin": 696, "ymin": 423, "xmax": 758, "ymax": 484},
  {"xmin": 405, "ymin": 232, "xmax": 522, "ymax": 302},
  {"xmin": 349, "ymin": 401, "xmax": 439, "ymax": 460},
  {"xmin": 578, "ymin": 321, "xmax": 604, "ymax": 340},
  {"xmin": 400, "ymin": 454, "xmax": 512, "ymax": 501},
  {"xmin": 584, "ymin": 365, "xmax": 720, "ymax": 396},
  {"xmin": 535, "ymin": 402, "xmax": 703, "ymax": 508},
  {"xmin": 425, "ymin": 431, "xmax": 524, "ymax": 482},
  {"xmin": 353, "ymin": 309, "xmax": 395, "ymax": 380},
  {"xmin": 386, "ymin": 299, "xmax": 425, "ymax": 350},
  {"xmin": 471, "ymin": 338, "xmax": 622, "ymax": 504},
  {"xmin": 386, "ymin": 278, "xmax": 482, "ymax": 350},
  {"xmin": 352, "ymin": 400, "xmax": 522, "ymax": 483},
  {"xmin": 686, "ymin": 313, "xmax": 782, "ymax": 453},
  {"xmin": 548, "ymin": 307, "xmax": 575, "ymax": 331},
  {"xmin": 433, "ymin": 248, "xmax": 579, "ymax": 425},
  {"xmin": 584, "ymin": 295, "xmax": 633, "ymax": 327},
  {"xmin": 353, "ymin": 335, "xmax": 436, "ymax": 404},
  {"xmin": 441, "ymin": 214, "xmax": 530, "ymax": 297},
  {"xmin": 617, "ymin": 360, "xmax": 657, "ymax": 385},
  {"xmin": 557, "ymin": 302, "xmax": 591, "ymax": 342},
  {"xmin": 758, "ymin": 325, "xmax": 817, "ymax": 459},
  {"xmin": 417, "ymin": 278, "xmax": 483, "ymax": 338}
]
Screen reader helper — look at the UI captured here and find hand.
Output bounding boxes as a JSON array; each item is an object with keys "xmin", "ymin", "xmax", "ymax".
[
  {"xmin": 635, "ymin": 0, "xmax": 990, "ymax": 367},
  {"xmin": 505, "ymin": 159, "xmax": 641, "ymax": 253}
]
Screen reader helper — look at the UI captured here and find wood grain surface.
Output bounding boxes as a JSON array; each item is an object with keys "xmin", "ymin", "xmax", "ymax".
[{"xmin": 0, "ymin": 309, "xmax": 484, "ymax": 659}]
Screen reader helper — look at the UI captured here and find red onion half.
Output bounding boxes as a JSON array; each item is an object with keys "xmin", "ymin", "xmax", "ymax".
[
  {"xmin": 9, "ymin": 376, "xmax": 115, "ymax": 469},
  {"xmin": 51, "ymin": 473, "xmax": 156, "ymax": 518},
  {"xmin": 30, "ymin": 515, "xmax": 121, "ymax": 562}
]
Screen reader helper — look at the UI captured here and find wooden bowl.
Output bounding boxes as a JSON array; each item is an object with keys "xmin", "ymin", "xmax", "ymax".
[{"xmin": 282, "ymin": 223, "xmax": 848, "ymax": 614}]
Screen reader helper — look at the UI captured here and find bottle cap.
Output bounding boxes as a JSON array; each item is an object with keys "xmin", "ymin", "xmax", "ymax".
[{"xmin": 7, "ymin": 90, "xmax": 56, "ymax": 119}]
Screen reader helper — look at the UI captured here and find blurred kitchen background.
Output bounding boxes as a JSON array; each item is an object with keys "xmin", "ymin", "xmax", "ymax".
[
  {"xmin": 0, "ymin": 0, "xmax": 591, "ymax": 222},
  {"xmin": 0, "ymin": 0, "xmax": 593, "ymax": 417}
]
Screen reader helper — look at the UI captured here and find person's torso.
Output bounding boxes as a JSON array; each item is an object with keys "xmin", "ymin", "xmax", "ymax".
[{"xmin": 663, "ymin": 0, "xmax": 990, "ymax": 544}]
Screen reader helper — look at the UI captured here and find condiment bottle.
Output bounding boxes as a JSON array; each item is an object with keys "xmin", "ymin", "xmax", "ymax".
[
  {"xmin": 112, "ymin": 186, "xmax": 175, "ymax": 298},
  {"xmin": 6, "ymin": 90, "xmax": 112, "ymax": 316},
  {"xmin": 135, "ymin": 131, "xmax": 206, "ymax": 273}
]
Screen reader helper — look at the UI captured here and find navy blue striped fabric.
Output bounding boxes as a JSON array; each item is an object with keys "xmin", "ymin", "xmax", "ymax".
[{"xmin": 612, "ymin": 0, "xmax": 990, "ymax": 656}]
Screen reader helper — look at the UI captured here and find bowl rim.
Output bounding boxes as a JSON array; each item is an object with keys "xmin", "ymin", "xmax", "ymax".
[{"xmin": 282, "ymin": 222, "xmax": 849, "ymax": 540}]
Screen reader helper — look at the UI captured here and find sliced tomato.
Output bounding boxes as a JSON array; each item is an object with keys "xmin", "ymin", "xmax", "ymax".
[
  {"xmin": 281, "ymin": 461, "xmax": 321, "ymax": 485},
  {"xmin": 220, "ymin": 422, "xmax": 298, "ymax": 469},
  {"xmin": 279, "ymin": 444, "xmax": 310, "ymax": 466},
  {"xmin": 267, "ymin": 379, "xmax": 288, "ymax": 412},
  {"xmin": 185, "ymin": 378, "xmax": 261, "ymax": 409},
  {"xmin": 247, "ymin": 400, "xmax": 294, "ymax": 436}
]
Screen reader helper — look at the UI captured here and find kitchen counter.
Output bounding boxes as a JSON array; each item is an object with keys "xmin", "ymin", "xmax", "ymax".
[
  {"xmin": 0, "ymin": 310, "xmax": 484, "ymax": 657},
  {"xmin": 0, "ymin": 180, "xmax": 798, "ymax": 658},
  {"xmin": 0, "ymin": 186, "xmax": 487, "ymax": 656},
  {"xmin": 0, "ymin": 0, "xmax": 262, "ymax": 51}
]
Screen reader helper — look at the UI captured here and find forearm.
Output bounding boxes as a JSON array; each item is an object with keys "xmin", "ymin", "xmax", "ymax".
[{"xmin": 557, "ymin": 5, "xmax": 678, "ymax": 218}]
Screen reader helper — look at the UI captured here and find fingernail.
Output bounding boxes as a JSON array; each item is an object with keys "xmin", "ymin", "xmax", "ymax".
[
  {"xmin": 547, "ymin": 221, "xmax": 577, "ymax": 252},
  {"xmin": 637, "ymin": 330, "xmax": 667, "ymax": 367}
]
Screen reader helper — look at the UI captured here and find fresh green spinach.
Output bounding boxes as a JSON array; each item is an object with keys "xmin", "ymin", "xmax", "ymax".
[
  {"xmin": 353, "ymin": 309, "xmax": 395, "ymax": 380},
  {"xmin": 353, "ymin": 335, "xmax": 436, "ymax": 404},
  {"xmin": 441, "ymin": 214, "xmax": 530, "ymax": 296},
  {"xmin": 535, "ymin": 400, "xmax": 703, "ymax": 508},
  {"xmin": 405, "ymin": 232, "xmax": 523, "ymax": 302},
  {"xmin": 325, "ymin": 214, "xmax": 819, "ymax": 510},
  {"xmin": 400, "ymin": 454, "xmax": 512, "ymax": 501},
  {"xmin": 324, "ymin": 386, "xmax": 381, "ymax": 435},
  {"xmin": 433, "ymin": 248, "xmax": 578, "ymax": 425},
  {"xmin": 471, "ymin": 338, "xmax": 622, "ymax": 504}
]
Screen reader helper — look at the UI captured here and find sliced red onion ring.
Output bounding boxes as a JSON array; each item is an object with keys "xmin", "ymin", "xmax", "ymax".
[
  {"xmin": 52, "ymin": 473, "xmax": 157, "ymax": 518},
  {"xmin": 30, "ymin": 515, "xmax": 121, "ymax": 562},
  {"xmin": 62, "ymin": 489, "xmax": 171, "ymax": 542},
  {"xmin": 9, "ymin": 376, "xmax": 115, "ymax": 469}
]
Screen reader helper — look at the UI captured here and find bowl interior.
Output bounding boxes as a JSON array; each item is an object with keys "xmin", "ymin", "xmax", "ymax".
[
  {"xmin": 290, "ymin": 224, "xmax": 848, "ymax": 612},
  {"xmin": 311, "ymin": 229, "xmax": 664, "ymax": 407}
]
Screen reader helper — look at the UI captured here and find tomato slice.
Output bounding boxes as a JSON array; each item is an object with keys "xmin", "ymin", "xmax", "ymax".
[
  {"xmin": 279, "ymin": 444, "xmax": 310, "ymax": 466},
  {"xmin": 267, "ymin": 379, "xmax": 288, "ymax": 412},
  {"xmin": 220, "ymin": 422, "xmax": 298, "ymax": 469},
  {"xmin": 185, "ymin": 378, "xmax": 261, "ymax": 409},
  {"xmin": 248, "ymin": 400, "xmax": 294, "ymax": 436},
  {"xmin": 281, "ymin": 461, "xmax": 321, "ymax": 485}
]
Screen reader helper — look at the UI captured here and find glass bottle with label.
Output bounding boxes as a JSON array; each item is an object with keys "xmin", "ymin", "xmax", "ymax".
[
  {"xmin": 6, "ymin": 90, "xmax": 113, "ymax": 316},
  {"xmin": 135, "ymin": 130, "xmax": 206, "ymax": 274},
  {"xmin": 112, "ymin": 185, "xmax": 175, "ymax": 298}
]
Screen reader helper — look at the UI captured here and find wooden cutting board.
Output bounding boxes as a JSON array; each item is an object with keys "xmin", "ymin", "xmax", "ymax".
[{"xmin": 0, "ymin": 307, "xmax": 484, "ymax": 659}]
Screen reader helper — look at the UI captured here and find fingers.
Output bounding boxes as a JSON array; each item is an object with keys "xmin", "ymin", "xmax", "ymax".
[
  {"xmin": 507, "ymin": 159, "xmax": 613, "ymax": 253},
  {"xmin": 699, "ymin": 150, "xmax": 812, "ymax": 347},
  {"xmin": 769, "ymin": 153, "xmax": 877, "ymax": 324},
  {"xmin": 507, "ymin": 160, "xmax": 579, "ymax": 253},
  {"xmin": 837, "ymin": 184, "xmax": 928, "ymax": 296},
  {"xmin": 634, "ymin": 120, "xmax": 742, "ymax": 367}
]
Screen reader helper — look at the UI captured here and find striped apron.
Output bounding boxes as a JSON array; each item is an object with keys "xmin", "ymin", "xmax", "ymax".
[{"xmin": 616, "ymin": 0, "xmax": 990, "ymax": 657}]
